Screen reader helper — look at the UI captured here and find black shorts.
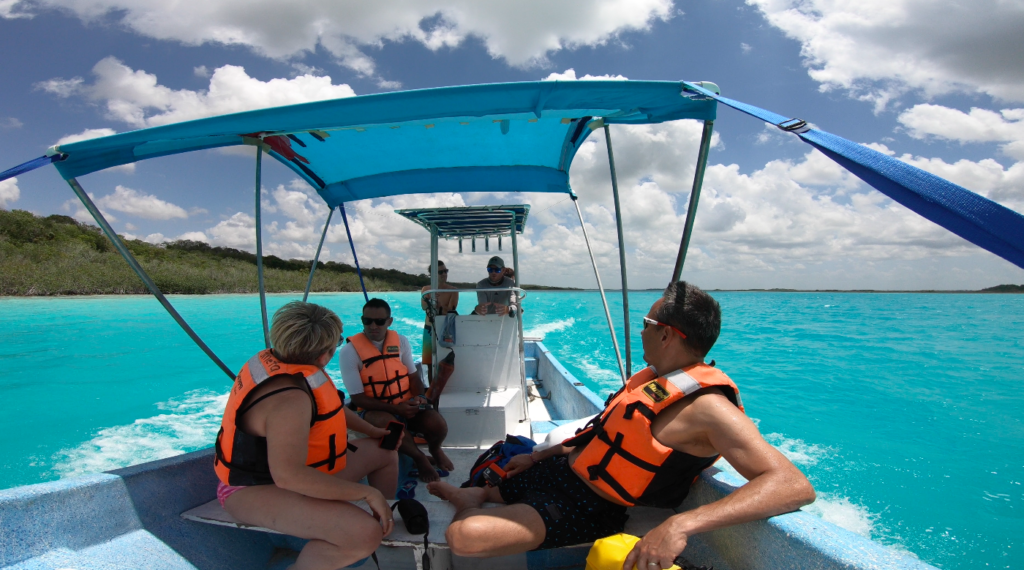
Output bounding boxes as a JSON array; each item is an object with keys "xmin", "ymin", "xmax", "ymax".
[{"xmin": 498, "ymin": 455, "xmax": 628, "ymax": 550}]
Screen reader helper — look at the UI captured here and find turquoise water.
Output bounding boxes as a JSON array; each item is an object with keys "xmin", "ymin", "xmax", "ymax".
[{"xmin": 1, "ymin": 291, "xmax": 1022, "ymax": 569}]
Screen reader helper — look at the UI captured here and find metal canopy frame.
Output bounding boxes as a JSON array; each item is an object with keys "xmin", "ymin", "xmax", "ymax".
[{"xmin": 395, "ymin": 205, "xmax": 530, "ymax": 241}]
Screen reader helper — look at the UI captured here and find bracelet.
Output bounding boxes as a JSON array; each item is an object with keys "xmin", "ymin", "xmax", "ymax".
[{"xmin": 529, "ymin": 452, "xmax": 539, "ymax": 464}]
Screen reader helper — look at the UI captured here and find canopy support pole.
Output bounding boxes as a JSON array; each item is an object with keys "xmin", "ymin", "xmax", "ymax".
[
  {"xmin": 511, "ymin": 216, "xmax": 529, "ymax": 421},
  {"xmin": 429, "ymin": 225, "xmax": 439, "ymax": 383},
  {"xmin": 604, "ymin": 125, "xmax": 632, "ymax": 377},
  {"xmin": 303, "ymin": 206, "xmax": 334, "ymax": 303},
  {"xmin": 65, "ymin": 177, "xmax": 235, "ymax": 380},
  {"xmin": 573, "ymin": 195, "xmax": 627, "ymax": 385},
  {"xmin": 339, "ymin": 204, "xmax": 369, "ymax": 302},
  {"xmin": 254, "ymin": 146, "xmax": 270, "ymax": 349},
  {"xmin": 672, "ymin": 120, "xmax": 714, "ymax": 282}
]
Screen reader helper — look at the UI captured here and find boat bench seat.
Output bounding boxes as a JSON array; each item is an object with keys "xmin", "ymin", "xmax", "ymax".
[
  {"xmin": 181, "ymin": 498, "xmax": 676, "ymax": 548},
  {"xmin": 181, "ymin": 498, "xmax": 461, "ymax": 547}
]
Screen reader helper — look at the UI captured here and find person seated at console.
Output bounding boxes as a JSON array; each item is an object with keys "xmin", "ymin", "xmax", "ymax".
[
  {"xmin": 340, "ymin": 298, "xmax": 455, "ymax": 482},
  {"xmin": 428, "ymin": 282, "xmax": 816, "ymax": 562},
  {"xmin": 215, "ymin": 301, "xmax": 400, "ymax": 570},
  {"xmin": 475, "ymin": 255, "xmax": 518, "ymax": 316}
]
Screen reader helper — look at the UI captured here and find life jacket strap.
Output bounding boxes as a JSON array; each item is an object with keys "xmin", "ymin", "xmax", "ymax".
[
  {"xmin": 361, "ymin": 353, "xmax": 401, "ymax": 367},
  {"xmin": 365, "ymin": 370, "xmax": 412, "ymax": 403},
  {"xmin": 307, "ymin": 433, "xmax": 351, "ymax": 471}
]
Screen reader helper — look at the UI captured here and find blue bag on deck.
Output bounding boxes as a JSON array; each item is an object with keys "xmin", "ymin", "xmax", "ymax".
[{"xmin": 461, "ymin": 434, "xmax": 537, "ymax": 488}]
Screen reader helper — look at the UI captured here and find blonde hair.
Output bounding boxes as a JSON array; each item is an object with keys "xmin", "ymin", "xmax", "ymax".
[{"xmin": 270, "ymin": 302, "xmax": 342, "ymax": 365}]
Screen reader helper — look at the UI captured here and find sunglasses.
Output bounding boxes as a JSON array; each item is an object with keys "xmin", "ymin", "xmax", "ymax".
[
  {"xmin": 361, "ymin": 316, "xmax": 389, "ymax": 326},
  {"xmin": 438, "ymin": 269, "xmax": 449, "ymax": 275},
  {"xmin": 642, "ymin": 316, "xmax": 687, "ymax": 339},
  {"xmin": 486, "ymin": 267, "xmax": 503, "ymax": 273}
]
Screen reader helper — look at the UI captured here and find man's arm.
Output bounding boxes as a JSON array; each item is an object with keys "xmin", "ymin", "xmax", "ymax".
[{"xmin": 624, "ymin": 393, "xmax": 816, "ymax": 570}]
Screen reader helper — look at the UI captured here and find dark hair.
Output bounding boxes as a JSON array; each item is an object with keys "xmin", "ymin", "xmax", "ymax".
[
  {"xmin": 427, "ymin": 260, "xmax": 446, "ymax": 273},
  {"xmin": 655, "ymin": 281, "xmax": 721, "ymax": 357},
  {"xmin": 363, "ymin": 298, "xmax": 391, "ymax": 317}
]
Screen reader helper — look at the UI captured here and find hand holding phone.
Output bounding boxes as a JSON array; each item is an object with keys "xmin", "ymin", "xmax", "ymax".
[{"xmin": 379, "ymin": 421, "xmax": 404, "ymax": 450}]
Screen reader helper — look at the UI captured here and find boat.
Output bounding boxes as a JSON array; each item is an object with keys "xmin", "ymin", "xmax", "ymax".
[{"xmin": 2, "ymin": 79, "xmax": 1022, "ymax": 570}]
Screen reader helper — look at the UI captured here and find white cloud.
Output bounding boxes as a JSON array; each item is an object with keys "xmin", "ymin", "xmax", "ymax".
[
  {"xmin": 0, "ymin": 0, "xmax": 31, "ymax": 17},
  {"xmin": 94, "ymin": 185, "xmax": 189, "ymax": 220},
  {"xmin": 206, "ymin": 212, "xmax": 256, "ymax": 249},
  {"xmin": 62, "ymin": 197, "xmax": 116, "ymax": 223},
  {"xmin": 543, "ymin": 68, "xmax": 628, "ymax": 81},
  {"xmin": 1, "ymin": 117, "xmax": 23, "ymax": 129},
  {"xmin": 40, "ymin": 57, "xmax": 356, "ymax": 129},
  {"xmin": 35, "ymin": 77, "xmax": 83, "ymax": 97},
  {"xmin": 898, "ymin": 104, "xmax": 1024, "ymax": 160},
  {"xmin": 0, "ymin": 178, "xmax": 20, "ymax": 208},
  {"xmin": 124, "ymin": 222, "xmax": 137, "ymax": 231},
  {"xmin": 57, "ymin": 127, "xmax": 117, "ymax": 145},
  {"xmin": 142, "ymin": 233, "xmax": 166, "ymax": 244},
  {"xmin": 30, "ymin": 0, "xmax": 673, "ymax": 75},
  {"xmin": 740, "ymin": 42, "xmax": 752, "ymax": 54},
  {"xmin": 748, "ymin": 0, "xmax": 1024, "ymax": 106},
  {"xmin": 193, "ymin": 65, "xmax": 210, "ymax": 78},
  {"xmin": 176, "ymin": 231, "xmax": 208, "ymax": 242}
]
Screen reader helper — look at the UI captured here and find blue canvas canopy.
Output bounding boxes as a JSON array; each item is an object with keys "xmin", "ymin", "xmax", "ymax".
[
  {"xmin": 4, "ymin": 78, "xmax": 1023, "ymax": 381},
  {"xmin": 25, "ymin": 81, "xmax": 715, "ymax": 207}
]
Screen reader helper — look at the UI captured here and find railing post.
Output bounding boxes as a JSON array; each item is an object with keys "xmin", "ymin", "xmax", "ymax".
[
  {"xmin": 254, "ymin": 145, "xmax": 270, "ymax": 348},
  {"xmin": 65, "ymin": 177, "xmax": 235, "ymax": 380},
  {"xmin": 604, "ymin": 124, "xmax": 632, "ymax": 376},
  {"xmin": 303, "ymin": 206, "xmax": 334, "ymax": 302},
  {"xmin": 672, "ymin": 120, "xmax": 715, "ymax": 282}
]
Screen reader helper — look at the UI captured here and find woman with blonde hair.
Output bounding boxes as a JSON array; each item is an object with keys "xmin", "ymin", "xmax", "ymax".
[{"xmin": 214, "ymin": 301, "xmax": 400, "ymax": 570}]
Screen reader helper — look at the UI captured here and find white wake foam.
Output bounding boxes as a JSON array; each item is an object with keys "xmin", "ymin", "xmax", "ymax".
[
  {"xmin": 525, "ymin": 318, "xmax": 576, "ymax": 338},
  {"xmin": 575, "ymin": 357, "xmax": 620, "ymax": 384},
  {"xmin": 396, "ymin": 317, "xmax": 423, "ymax": 328},
  {"xmin": 763, "ymin": 432, "xmax": 827, "ymax": 466},
  {"xmin": 803, "ymin": 493, "xmax": 879, "ymax": 538},
  {"xmin": 717, "ymin": 431, "xmax": 878, "ymax": 539},
  {"xmin": 52, "ymin": 389, "xmax": 228, "ymax": 478}
]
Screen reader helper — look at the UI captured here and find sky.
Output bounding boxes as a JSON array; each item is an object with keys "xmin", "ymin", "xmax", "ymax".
[{"xmin": 1, "ymin": 0, "xmax": 1023, "ymax": 291}]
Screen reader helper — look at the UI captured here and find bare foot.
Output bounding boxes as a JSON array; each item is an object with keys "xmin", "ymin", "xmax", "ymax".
[
  {"xmin": 429, "ymin": 447, "xmax": 456, "ymax": 472},
  {"xmin": 427, "ymin": 481, "xmax": 487, "ymax": 512},
  {"xmin": 414, "ymin": 456, "xmax": 440, "ymax": 483},
  {"xmin": 426, "ymin": 480, "xmax": 458, "ymax": 500}
]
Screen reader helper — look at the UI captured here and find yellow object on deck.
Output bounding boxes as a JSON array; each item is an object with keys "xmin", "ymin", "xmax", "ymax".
[{"xmin": 586, "ymin": 534, "xmax": 681, "ymax": 570}]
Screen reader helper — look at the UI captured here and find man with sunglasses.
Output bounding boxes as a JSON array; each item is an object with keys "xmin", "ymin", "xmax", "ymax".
[
  {"xmin": 427, "ymin": 281, "xmax": 815, "ymax": 562},
  {"xmin": 475, "ymin": 256, "xmax": 517, "ymax": 316},
  {"xmin": 339, "ymin": 298, "xmax": 454, "ymax": 482}
]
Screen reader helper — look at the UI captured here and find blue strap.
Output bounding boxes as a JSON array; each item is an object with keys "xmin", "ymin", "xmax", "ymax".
[
  {"xmin": 339, "ymin": 204, "xmax": 369, "ymax": 302},
  {"xmin": 0, "ymin": 154, "xmax": 66, "ymax": 183},
  {"xmin": 682, "ymin": 82, "xmax": 1024, "ymax": 270}
]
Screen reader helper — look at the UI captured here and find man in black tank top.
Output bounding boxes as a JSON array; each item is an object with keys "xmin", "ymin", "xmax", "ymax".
[{"xmin": 426, "ymin": 282, "xmax": 816, "ymax": 563}]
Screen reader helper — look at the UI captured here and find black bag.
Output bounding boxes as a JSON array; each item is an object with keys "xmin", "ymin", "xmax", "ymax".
[
  {"xmin": 392, "ymin": 498, "xmax": 429, "ymax": 535},
  {"xmin": 391, "ymin": 499, "xmax": 431, "ymax": 570}
]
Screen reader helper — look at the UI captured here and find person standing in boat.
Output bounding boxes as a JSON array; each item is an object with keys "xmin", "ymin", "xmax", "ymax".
[
  {"xmin": 214, "ymin": 301, "xmax": 400, "ymax": 570},
  {"xmin": 340, "ymin": 298, "xmax": 455, "ymax": 482},
  {"xmin": 474, "ymin": 255, "xmax": 518, "ymax": 316},
  {"xmin": 428, "ymin": 281, "xmax": 816, "ymax": 562},
  {"xmin": 420, "ymin": 259, "xmax": 459, "ymax": 386}
]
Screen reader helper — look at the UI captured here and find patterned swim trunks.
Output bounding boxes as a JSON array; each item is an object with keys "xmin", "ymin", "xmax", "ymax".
[{"xmin": 498, "ymin": 455, "xmax": 628, "ymax": 550}]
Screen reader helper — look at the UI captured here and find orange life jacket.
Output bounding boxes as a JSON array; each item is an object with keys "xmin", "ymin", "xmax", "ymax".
[
  {"xmin": 565, "ymin": 364, "xmax": 744, "ymax": 508},
  {"xmin": 348, "ymin": 331, "xmax": 413, "ymax": 404},
  {"xmin": 215, "ymin": 349, "xmax": 351, "ymax": 486}
]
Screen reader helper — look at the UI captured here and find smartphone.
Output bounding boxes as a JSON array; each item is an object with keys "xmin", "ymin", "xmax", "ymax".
[{"xmin": 379, "ymin": 421, "xmax": 404, "ymax": 450}]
